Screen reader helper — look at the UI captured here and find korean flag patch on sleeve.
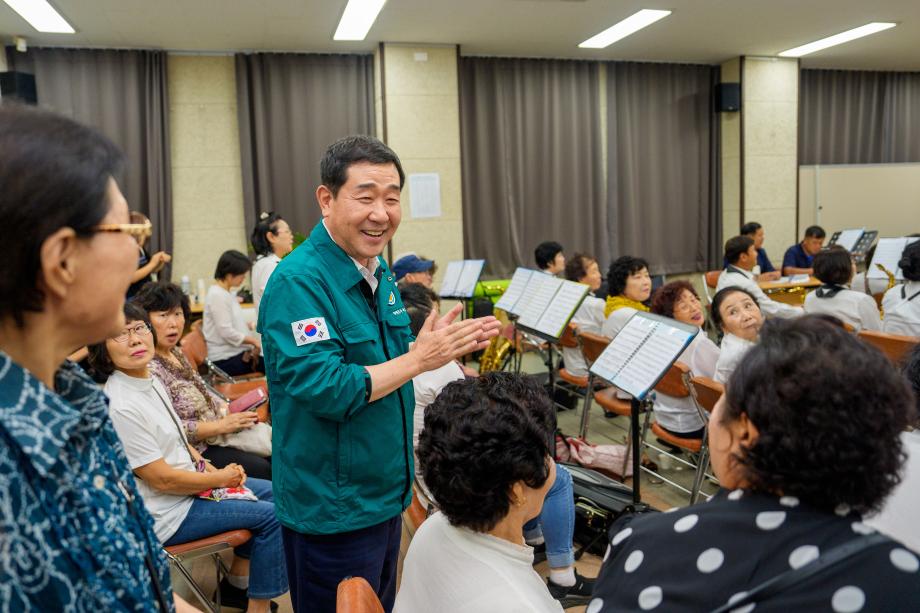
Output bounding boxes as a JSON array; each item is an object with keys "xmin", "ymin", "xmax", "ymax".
[{"xmin": 291, "ymin": 317, "xmax": 330, "ymax": 346}]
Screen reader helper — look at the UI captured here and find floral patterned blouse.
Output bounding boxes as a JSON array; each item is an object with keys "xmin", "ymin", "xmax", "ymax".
[{"xmin": 149, "ymin": 347, "xmax": 221, "ymax": 453}]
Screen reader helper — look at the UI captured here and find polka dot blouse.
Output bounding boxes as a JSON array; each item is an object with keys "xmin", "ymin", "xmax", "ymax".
[{"xmin": 589, "ymin": 488, "xmax": 920, "ymax": 612}]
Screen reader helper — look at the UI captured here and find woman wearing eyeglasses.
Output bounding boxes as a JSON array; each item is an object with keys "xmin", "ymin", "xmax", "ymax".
[
  {"xmin": 0, "ymin": 106, "xmax": 195, "ymax": 611},
  {"xmin": 90, "ymin": 303, "xmax": 287, "ymax": 612}
]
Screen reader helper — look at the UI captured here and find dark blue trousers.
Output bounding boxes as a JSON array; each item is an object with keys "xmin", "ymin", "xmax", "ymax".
[{"xmin": 282, "ymin": 514, "xmax": 402, "ymax": 613}]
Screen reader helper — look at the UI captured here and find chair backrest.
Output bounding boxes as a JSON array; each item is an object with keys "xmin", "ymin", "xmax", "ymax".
[
  {"xmin": 705, "ymin": 270, "xmax": 722, "ymax": 289},
  {"xmin": 558, "ymin": 322, "xmax": 579, "ymax": 349},
  {"xmin": 180, "ymin": 321, "xmax": 208, "ymax": 372},
  {"xmin": 336, "ymin": 577, "xmax": 384, "ymax": 613},
  {"xmin": 578, "ymin": 331, "xmax": 611, "ymax": 366},
  {"xmin": 688, "ymin": 376, "xmax": 724, "ymax": 413},
  {"xmin": 654, "ymin": 361, "xmax": 691, "ymax": 398},
  {"xmin": 858, "ymin": 329, "xmax": 919, "ymax": 364}
]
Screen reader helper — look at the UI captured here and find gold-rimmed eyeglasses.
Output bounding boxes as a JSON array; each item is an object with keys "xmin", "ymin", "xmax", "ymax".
[
  {"xmin": 112, "ymin": 322, "xmax": 152, "ymax": 343},
  {"xmin": 92, "ymin": 220, "xmax": 153, "ymax": 242}
]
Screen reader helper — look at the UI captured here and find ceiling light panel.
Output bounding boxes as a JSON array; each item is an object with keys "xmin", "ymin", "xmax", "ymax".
[
  {"xmin": 334, "ymin": 0, "xmax": 387, "ymax": 41},
  {"xmin": 778, "ymin": 22, "xmax": 896, "ymax": 58},
  {"xmin": 579, "ymin": 9, "xmax": 671, "ymax": 49},
  {"xmin": 2, "ymin": 0, "xmax": 75, "ymax": 34}
]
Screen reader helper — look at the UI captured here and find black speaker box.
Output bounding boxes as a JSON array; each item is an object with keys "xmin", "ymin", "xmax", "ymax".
[
  {"xmin": 715, "ymin": 82, "xmax": 740, "ymax": 113},
  {"xmin": 0, "ymin": 71, "xmax": 38, "ymax": 105}
]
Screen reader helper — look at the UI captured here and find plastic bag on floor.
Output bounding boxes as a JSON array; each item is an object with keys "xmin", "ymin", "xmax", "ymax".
[{"xmin": 565, "ymin": 436, "xmax": 633, "ymax": 478}]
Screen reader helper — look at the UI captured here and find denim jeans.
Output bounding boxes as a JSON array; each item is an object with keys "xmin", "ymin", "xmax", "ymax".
[
  {"xmin": 164, "ymin": 477, "xmax": 288, "ymax": 599},
  {"xmin": 524, "ymin": 463, "xmax": 575, "ymax": 568}
]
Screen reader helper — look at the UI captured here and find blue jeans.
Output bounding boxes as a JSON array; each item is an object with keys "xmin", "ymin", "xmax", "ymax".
[
  {"xmin": 164, "ymin": 478, "xmax": 288, "ymax": 599},
  {"xmin": 524, "ymin": 463, "xmax": 575, "ymax": 569}
]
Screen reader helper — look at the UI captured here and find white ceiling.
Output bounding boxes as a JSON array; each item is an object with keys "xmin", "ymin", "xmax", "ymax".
[{"xmin": 1, "ymin": 0, "xmax": 919, "ymax": 70}]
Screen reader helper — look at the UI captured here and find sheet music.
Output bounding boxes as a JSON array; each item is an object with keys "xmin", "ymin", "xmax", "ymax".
[
  {"xmin": 495, "ymin": 268, "xmax": 534, "ymax": 312},
  {"xmin": 453, "ymin": 260, "xmax": 485, "ymax": 298},
  {"xmin": 789, "ymin": 274, "xmax": 810, "ymax": 284},
  {"xmin": 869, "ymin": 238, "xmax": 920, "ymax": 280},
  {"xmin": 508, "ymin": 270, "xmax": 553, "ymax": 316},
  {"xmin": 590, "ymin": 316, "xmax": 654, "ymax": 383},
  {"xmin": 438, "ymin": 261, "xmax": 465, "ymax": 297},
  {"xmin": 516, "ymin": 275, "xmax": 563, "ymax": 328},
  {"xmin": 834, "ymin": 228, "xmax": 864, "ymax": 252},
  {"xmin": 534, "ymin": 280, "xmax": 589, "ymax": 338}
]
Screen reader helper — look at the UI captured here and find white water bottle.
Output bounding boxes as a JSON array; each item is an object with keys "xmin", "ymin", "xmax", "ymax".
[
  {"xmin": 180, "ymin": 275, "xmax": 190, "ymax": 295},
  {"xmin": 197, "ymin": 279, "xmax": 206, "ymax": 305}
]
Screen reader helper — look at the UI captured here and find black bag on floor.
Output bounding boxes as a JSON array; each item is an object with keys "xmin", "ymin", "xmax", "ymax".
[{"xmin": 563, "ymin": 462, "xmax": 656, "ymax": 558}]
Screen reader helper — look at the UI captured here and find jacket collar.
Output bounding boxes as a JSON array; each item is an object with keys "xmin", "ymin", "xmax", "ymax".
[
  {"xmin": 726, "ymin": 265, "xmax": 754, "ymax": 279},
  {"xmin": 0, "ymin": 354, "xmax": 109, "ymax": 477},
  {"xmin": 309, "ymin": 221, "xmax": 391, "ymax": 292}
]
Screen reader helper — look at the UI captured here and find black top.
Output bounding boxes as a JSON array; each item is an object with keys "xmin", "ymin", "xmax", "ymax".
[
  {"xmin": 589, "ymin": 488, "xmax": 920, "ymax": 612},
  {"xmin": 127, "ymin": 246, "xmax": 151, "ymax": 298}
]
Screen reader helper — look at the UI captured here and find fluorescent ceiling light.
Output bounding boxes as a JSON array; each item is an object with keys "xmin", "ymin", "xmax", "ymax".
[
  {"xmin": 579, "ymin": 9, "xmax": 671, "ymax": 49},
  {"xmin": 334, "ymin": 0, "xmax": 387, "ymax": 41},
  {"xmin": 778, "ymin": 22, "xmax": 896, "ymax": 57},
  {"xmin": 2, "ymin": 0, "xmax": 74, "ymax": 33}
]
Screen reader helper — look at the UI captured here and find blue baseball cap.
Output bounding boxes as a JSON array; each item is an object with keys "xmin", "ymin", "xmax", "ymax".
[{"xmin": 393, "ymin": 254, "xmax": 435, "ymax": 281}]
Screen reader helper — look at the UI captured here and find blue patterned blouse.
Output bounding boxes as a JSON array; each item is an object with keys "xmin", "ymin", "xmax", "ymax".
[{"xmin": 0, "ymin": 353, "xmax": 174, "ymax": 612}]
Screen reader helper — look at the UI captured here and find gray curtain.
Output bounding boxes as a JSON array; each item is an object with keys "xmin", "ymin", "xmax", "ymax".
[
  {"xmin": 5, "ymin": 47, "xmax": 173, "ymax": 262},
  {"xmin": 800, "ymin": 69, "xmax": 920, "ymax": 164},
  {"xmin": 236, "ymin": 53, "xmax": 375, "ymax": 238},
  {"xmin": 607, "ymin": 61, "xmax": 721, "ymax": 274},
  {"xmin": 459, "ymin": 57, "xmax": 606, "ymax": 278}
]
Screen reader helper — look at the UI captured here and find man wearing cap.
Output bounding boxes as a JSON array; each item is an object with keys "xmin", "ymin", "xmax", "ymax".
[
  {"xmin": 392, "ymin": 253, "xmax": 436, "ymax": 289},
  {"xmin": 258, "ymin": 135, "xmax": 500, "ymax": 613}
]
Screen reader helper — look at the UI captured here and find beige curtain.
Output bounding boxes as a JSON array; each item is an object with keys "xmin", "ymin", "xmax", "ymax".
[
  {"xmin": 236, "ymin": 53, "xmax": 375, "ymax": 238},
  {"xmin": 459, "ymin": 57, "xmax": 606, "ymax": 278}
]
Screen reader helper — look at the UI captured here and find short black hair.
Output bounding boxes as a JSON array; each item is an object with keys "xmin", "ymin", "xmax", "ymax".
[
  {"xmin": 564, "ymin": 253, "xmax": 596, "ymax": 283},
  {"xmin": 724, "ymin": 235, "xmax": 755, "ymax": 265},
  {"xmin": 132, "ymin": 281, "xmax": 191, "ymax": 324},
  {"xmin": 250, "ymin": 211, "xmax": 287, "ymax": 257},
  {"xmin": 534, "ymin": 241, "xmax": 564, "ymax": 270},
  {"xmin": 710, "ymin": 286, "xmax": 760, "ymax": 332},
  {"xmin": 606, "ymin": 256, "xmax": 649, "ymax": 297},
  {"xmin": 214, "ymin": 250, "xmax": 252, "ymax": 280},
  {"xmin": 0, "ymin": 105, "xmax": 125, "ymax": 327},
  {"xmin": 400, "ymin": 282, "xmax": 438, "ymax": 336},
  {"xmin": 723, "ymin": 315, "xmax": 915, "ymax": 515},
  {"xmin": 417, "ymin": 372, "xmax": 556, "ymax": 532},
  {"xmin": 899, "ymin": 241, "xmax": 920, "ymax": 282},
  {"xmin": 812, "ymin": 246, "xmax": 853, "ymax": 286},
  {"xmin": 87, "ymin": 302, "xmax": 156, "ymax": 377},
  {"xmin": 804, "ymin": 225, "xmax": 826, "ymax": 239},
  {"xmin": 320, "ymin": 135, "xmax": 405, "ymax": 197},
  {"xmin": 740, "ymin": 222, "xmax": 762, "ymax": 236}
]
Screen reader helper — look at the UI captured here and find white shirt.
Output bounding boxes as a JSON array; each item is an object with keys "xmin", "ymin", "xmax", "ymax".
[
  {"xmin": 251, "ymin": 253, "xmax": 281, "ymax": 313},
  {"xmin": 881, "ymin": 281, "xmax": 920, "ymax": 337},
  {"xmin": 803, "ymin": 286, "xmax": 882, "ymax": 332},
  {"xmin": 105, "ymin": 371, "xmax": 195, "ymax": 543},
  {"xmin": 714, "ymin": 333, "xmax": 756, "ymax": 385},
  {"xmin": 562, "ymin": 296, "xmax": 606, "ymax": 377},
  {"xmin": 412, "ymin": 361, "xmax": 465, "ymax": 490},
  {"xmin": 866, "ymin": 430, "xmax": 920, "ymax": 553},
  {"xmin": 203, "ymin": 284, "xmax": 251, "ymax": 361},
  {"xmin": 394, "ymin": 512, "xmax": 563, "ymax": 613},
  {"xmin": 715, "ymin": 266, "xmax": 803, "ymax": 319},
  {"xmin": 653, "ymin": 333, "xmax": 720, "ymax": 433},
  {"xmin": 323, "ymin": 219, "xmax": 380, "ymax": 294}
]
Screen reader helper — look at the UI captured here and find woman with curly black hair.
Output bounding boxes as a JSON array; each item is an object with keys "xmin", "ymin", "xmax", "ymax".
[
  {"xmin": 603, "ymin": 255, "xmax": 651, "ymax": 317},
  {"xmin": 395, "ymin": 373, "xmax": 564, "ymax": 613},
  {"xmin": 882, "ymin": 240, "xmax": 920, "ymax": 336},
  {"xmin": 589, "ymin": 316, "xmax": 920, "ymax": 612}
]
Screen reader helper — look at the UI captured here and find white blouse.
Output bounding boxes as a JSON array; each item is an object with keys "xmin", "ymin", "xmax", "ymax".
[
  {"xmin": 562, "ymin": 296, "xmax": 606, "ymax": 377},
  {"xmin": 251, "ymin": 253, "xmax": 282, "ymax": 314},
  {"xmin": 803, "ymin": 286, "xmax": 882, "ymax": 332},
  {"xmin": 881, "ymin": 281, "xmax": 920, "ymax": 337},
  {"xmin": 653, "ymin": 333, "xmax": 720, "ymax": 434},
  {"xmin": 203, "ymin": 285, "xmax": 251, "ymax": 361},
  {"xmin": 714, "ymin": 333, "xmax": 756, "ymax": 385}
]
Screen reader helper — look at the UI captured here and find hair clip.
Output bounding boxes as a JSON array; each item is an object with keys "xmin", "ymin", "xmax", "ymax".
[{"xmin": 259, "ymin": 212, "xmax": 270, "ymax": 221}]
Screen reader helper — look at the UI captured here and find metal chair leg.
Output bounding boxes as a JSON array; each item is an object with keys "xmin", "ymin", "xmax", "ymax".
[
  {"xmin": 689, "ymin": 446, "xmax": 711, "ymax": 504},
  {"xmin": 578, "ymin": 375, "xmax": 595, "ymax": 439},
  {"xmin": 167, "ymin": 553, "xmax": 219, "ymax": 613}
]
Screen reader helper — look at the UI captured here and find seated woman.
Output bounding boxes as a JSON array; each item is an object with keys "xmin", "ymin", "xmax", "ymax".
[
  {"xmin": 602, "ymin": 256, "xmax": 652, "ymax": 337},
  {"xmin": 562, "ymin": 253, "xmax": 606, "ymax": 377},
  {"xmin": 649, "ymin": 281, "xmax": 720, "ymax": 439},
  {"xmin": 90, "ymin": 303, "xmax": 287, "ymax": 611},
  {"xmin": 134, "ymin": 281, "xmax": 271, "ymax": 480},
  {"xmin": 204, "ymin": 249, "xmax": 264, "ymax": 376},
  {"xmin": 804, "ymin": 246, "xmax": 881, "ymax": 331},
  {"xmin": 711, "ymin": 287, "xmax": 764, "ymax": 384},
  {"xmin": 882, "ymin": 241, "xmax": 920, "ymax": 337},
  {"xmin": 395, "ymin": 373, "xmax": 564, "ymax": 613},
  {"xmin": 250, "ymin": 211, "xmax": 294, "ymax": 318},
  {"xmin": 589, "ymin": 316, "xmax": 920, "ymax": 611}
]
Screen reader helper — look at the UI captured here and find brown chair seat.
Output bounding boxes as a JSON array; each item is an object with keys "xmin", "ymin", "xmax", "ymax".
[
  {"xmin": 858, "ymin": 329, "xmax": 919, "ymax": 364},
  {"xmin": 650, "ymin": 422, "xmax": 702, "ymax": 453},
  {"xmin": 165, "ymin": 529, "xmax": 252, "ymax": 556},
  {"xmin": 705, "ymin": 270, "xmax": 721, "ymax": 289},
  {"xmin": 337, "ymin": 576, "xmax": 384, "ymax": 613},
  {"xmin": 594, "ymin": 387, "xmax": 631, "ymax": 417},
  {"xmin": 558, "ymin": 368, "xmax": 589, "ymax": 388}
]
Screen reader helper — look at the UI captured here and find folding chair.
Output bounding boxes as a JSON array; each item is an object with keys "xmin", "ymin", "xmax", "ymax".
[
  {"xmin": 685, "ymin": 375, "xmax": 725, "ymax": 503},
  {"xmin": 701, "ymin": 270, "xmax": 721, "ymax": 303},
  {"xmin": 553, "ymin": 323, "xmax": 589, "ymax": 411},
  {"xmin": 336, "ymin": 577, "xmax": 384, "ymax": 613},
  {"xmin": 165, "ymin": 529, "xmax": 252, "ymax": 613},
  {"xmin": 180, "ymin": 320, "xmax": 264, "ymax": 384},
  {"xmin": 858, "ymin": 329, "xmax": 919, "ymax": 364},
  {"xmin": 402, "ymin": 479, "xmax": 437, "ymax": 538}
]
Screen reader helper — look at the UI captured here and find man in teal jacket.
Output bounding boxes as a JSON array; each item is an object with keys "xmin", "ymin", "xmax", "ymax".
[{"xmin": 258, "ymin": 135, "xmax": 499, "ymax": 612}]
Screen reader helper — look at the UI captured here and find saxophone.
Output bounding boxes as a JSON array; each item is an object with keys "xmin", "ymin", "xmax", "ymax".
[
  {"xmin": 478, "ymin": 335, "xmax": 512, "ymax": 373},
  {"xmin": 876, "ymin": 263, "xmax": 898, "ymax": 319}
]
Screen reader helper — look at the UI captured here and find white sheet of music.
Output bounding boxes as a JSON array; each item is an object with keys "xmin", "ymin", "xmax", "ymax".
[
  {"xmin": 438, "ymin": 261, "xmax": 465, "ymax": 297},
  {"xmin": 495, "ymin": 268, "xmax": 534, "ymax": 313},
  {"xmin": 869, "ymin": 238, "xmax": 920, "ymax": 280},
  {"xmin": 534, "ymin": 280, "xmax": 589, "ymax": 338},
  {"xmin": 508, "ymin": 270, "xmax": 553, "ymax": 316},
  {"xmin": 590, "ymin": 316, "xmax": 652, "ymax": 383},
  {"xmin": 453, "ymin": 260, "xmax": 485, "ymax": 298},
  {"xmin": 516, "ymin": 275, "xmax": 563, "ymax": 328},
  {"xmin": 834, "ymin": 228, "xmax": 864, "ymax": 252}
]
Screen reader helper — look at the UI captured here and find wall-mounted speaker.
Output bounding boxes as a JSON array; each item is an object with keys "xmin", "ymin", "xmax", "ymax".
[
  {"xmin": 0, "ymin": 72, "xmax": 38, "ymax": 105},
  {"xmin": 715, "ymin": 82, "xmax": 740, "ymax": 113}
]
